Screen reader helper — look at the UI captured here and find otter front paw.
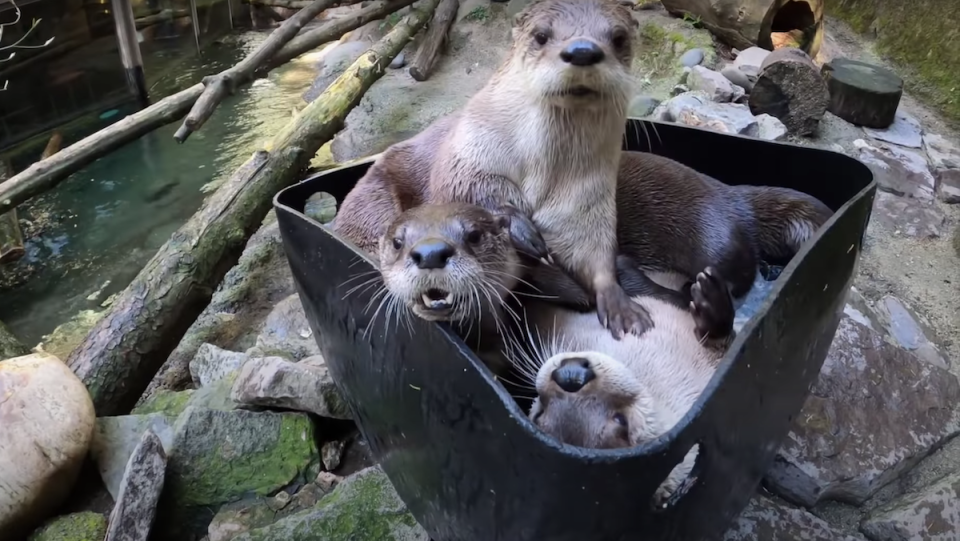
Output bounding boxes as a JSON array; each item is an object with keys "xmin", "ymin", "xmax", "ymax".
[
  {"xmin": 690, "ymin": 267, "xmax": 735, "ymax": 341},
  {"xmin": 596, "ymin": 284, "xmax": 653, "ymax": 340},
  {"xmin": 495, "ymin": 206, "xmax": 554, "ymax": 265}
]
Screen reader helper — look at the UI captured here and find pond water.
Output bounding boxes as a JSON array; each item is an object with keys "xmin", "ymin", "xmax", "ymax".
[{"xmin": 0, "ymin": 30, "xmax": 320, "ymax": 346}]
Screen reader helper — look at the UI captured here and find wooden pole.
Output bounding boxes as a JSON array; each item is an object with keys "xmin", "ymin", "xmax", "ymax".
[
  {"xmin": 408, "ymin": 0, "xmax": 457, "ymax": 81},
  {"xmin": 110, "ymin": 0, "xmax": 150, "ymax": 107},
  {"xmin": 66, "ymin": 0, "xmax": 441, "ymax": 416}
]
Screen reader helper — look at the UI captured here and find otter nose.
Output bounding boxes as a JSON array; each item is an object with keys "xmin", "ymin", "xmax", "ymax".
[
  {"xmin": 560, "ymin": 40, "xmax": 605, "ymax": 66},
  {"xmin": 409, "ymin": 240, "xmax": 456, "ymax": 269},
  {"xmin": 551, "ymin": 357, "xmax": 595, "ymax": 393}
]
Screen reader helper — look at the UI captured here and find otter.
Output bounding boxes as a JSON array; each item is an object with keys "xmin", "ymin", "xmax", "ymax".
[
  {"xmin": 507, "ymin": 262, "xmax": 736, "ymax": 505},
  {"xmin": 335, "ymin": 0, "xmax": 646, "ymax": 340}
]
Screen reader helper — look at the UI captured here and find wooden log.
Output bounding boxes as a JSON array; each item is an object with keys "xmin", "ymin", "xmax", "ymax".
[
  {"xmin": 244, "ymin": 0, "xmax": 317, "ymax": 9},
  {"xmin": 659, "ymin": 0, "xmax": 824, "ymax": 58},
  {"xmin": 260, "ymin": 0, "xmax": 420, "ymax": 75},
  {"xmin": 747, "ymin": 47, "xmax": 828, "ymax": 136},
  {"xmin": 135, "ymin": 8, "xmax": 191, "ymax": 29},
  {"xmin": 0, "ymin": 160, "xmax": 24, "ymax": 264},
  {"xmin": 408, "ymin": 0, "xmax": 458, "ymax": 81},
  {"xmin": 821, "ymin": 57, "xmax": 903, "ymax": 129},
  {"xmin": 174, "ymin": 0, "xmax": 343, "ymax": 143},
  {"xmin": 66, "ymin": 0, "xmax": 440, "ymax": 416}
]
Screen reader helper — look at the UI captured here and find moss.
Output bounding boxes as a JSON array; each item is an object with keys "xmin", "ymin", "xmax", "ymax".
[
  {"xmin": 464, "ymin": 6, "xmax": 491, "ymax": 22},
  {"xmin": 633, "ymin": 20, "xmax": 716, "ymax": 99},
  {"xmin": 28, "ymin": 512, "xmax": 107, "ymax": 541},
  {"xmin": 132, "ymin": 388, "xmax": 194, "ymax": 417},
  {"xmin": 829, "ymin": 0, "xmax": 960, "ymax": 123}
]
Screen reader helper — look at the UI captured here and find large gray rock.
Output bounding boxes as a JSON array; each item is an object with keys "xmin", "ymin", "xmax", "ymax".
[
  {"xmin": 756, "ymin": 114, "xmax": 788, "ymax": 141},
  {"xmin": 864, "ymin": 111, "xmax": 923, "ymax": 149},
  {"xmin": 724, "ymin": 494, "xmax": 865, "ymax": 540},
  {"xmin": 687, "ymin": 65, "xmax": 737, "ymax": 102},
  {"xmin": 923, "ymin": 133, "xmax": 960, "ymax": 204},
  {"xmin": 721, "ymin": 64, "xmax": 755, "ymax": 92},
  {"xmin": 855, "ymin": 139, "xmax": 936, "ymax": 201},
  {"xmin": 861, "ymin": 472, "xmax": 960, "ymax": 541},
  {"xmin": 765, "ymin": 316, "xmax": 960, "ymax": 507},
  {"xmin": 230, "ymin": 466, "xmax": 429, "ymax": 541},
  {"xmin": 653, "ymin": 91, "xmax": 759, "ymax": 136},
  {"xmin": 734, "ymin": 46, "xmax": 771, "ymax": 78},
  {"xmin": 871, "ymin": 191, "xmax": 946, "ymax": 240},
  {"xmin": 231, "ymin": 355, "xmax": 352, "ymax": 420},
  {"xmin": 873, "ymin": 295, "xmax": 948, "ymax": 369},
  {"xmin": 104, "ymin": 429, "xmax": 167, "ymax": 541},
  {"xmin": 91, "ymin": 414, "xmax": 177, "ymax": 501},
  {"xmin": 189, "ymin": 343, "xmax": 248, "ymax": 387},
  {"xmin": 255, "ymin": 294, "xmax": 321, "ymax": 361}
]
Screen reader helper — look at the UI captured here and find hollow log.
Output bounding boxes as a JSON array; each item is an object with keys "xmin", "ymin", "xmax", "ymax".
[
  {"xmin": 66, "ymin": 0, "xmax": 440, "ymax": 416},
  {"xmin": 747, "ymin": 47, "xmax": 828, "ymax": 136},
  {"xmin": 659, "ymin": 0, "xmax": 824, "ymax": 58},
  {"xmin": 175, "ymin": 0, "xmax": 343, "ymax": 143},
  {"xmin": 821, "ymin": 57, "xmax": 903, "ymax": 129},
  {"xmin": 408, "ymin": 0, "xmax": 458, "ymax": 81},
  {"xmin": 260, "ymin": 0, "xmax": 420, "ymax": 75}
]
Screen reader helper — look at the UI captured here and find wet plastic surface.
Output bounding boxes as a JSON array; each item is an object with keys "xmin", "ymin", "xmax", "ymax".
[{"xmin": 274, "ymin": 119, "xmax": 876, "ymax": 541}]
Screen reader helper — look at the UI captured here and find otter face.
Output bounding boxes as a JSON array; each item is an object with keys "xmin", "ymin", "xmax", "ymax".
[
  {"xmin": 510, "ymin": 0, "xmax": 638, "ymax": 108},
  {"xmin": 528, "ymin": 352, "xmax": 658, "ymax": 449},
  {"xmin": 378, "ymin": 203, "xmax": 520, "ymax": 323}
]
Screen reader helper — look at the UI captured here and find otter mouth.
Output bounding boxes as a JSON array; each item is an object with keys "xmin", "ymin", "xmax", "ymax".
[
  {"xmin": 419, "ymin": 288, "xmax": 454, "ymax": 312},
  {"xmin": 556, "ymin": 85, "xmax": 600, "ymax": 98}
]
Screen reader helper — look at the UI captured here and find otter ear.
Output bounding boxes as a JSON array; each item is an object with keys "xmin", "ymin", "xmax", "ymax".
[
  {"xmin": 511, "ymin": 0, "xmax": 538, "ymax": 29},
  {"xmin": 494, "ymin": 214, "xmax": 512, "ymax": 231}
]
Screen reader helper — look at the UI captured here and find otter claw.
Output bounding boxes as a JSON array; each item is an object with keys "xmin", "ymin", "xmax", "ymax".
[
  {"xmin": 597, "ymin": 285, "xmax": 653, "ymax": 340},
  {"xmin": 690, "ymin": 266, "xmax": 735, "ymax": 341},
  {"xmin": 496, "ymin": 206, "xmax": 553, "ymax": 263}
]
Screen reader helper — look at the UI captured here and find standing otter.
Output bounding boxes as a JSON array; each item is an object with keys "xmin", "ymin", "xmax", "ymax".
[
  {"xmin": 335, "ymin": 0, "xmax": 646, "ymax": 340},
  {"xmin": 508, "ymin": 264, "xmax": 736, "ymax": 505}
]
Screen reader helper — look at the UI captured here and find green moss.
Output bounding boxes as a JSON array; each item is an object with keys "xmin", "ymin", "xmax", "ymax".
[
  {"xmin": 28, "ymin": 512, "xmax": 107, "ymax": 541},
  {"xmin": 829, "ymin": 0, "xmax": 960, "ymax": 123},
  {"xmin": 132, "ymin": 388, "xmax": 194, "ymax": 417},
  {"xmin": 464, "ymin": 6, "xmax": 490, "ymax": 22},
  {"xmin": 632, "ymin": 20, "xmax": 716, "ymax": 98}
]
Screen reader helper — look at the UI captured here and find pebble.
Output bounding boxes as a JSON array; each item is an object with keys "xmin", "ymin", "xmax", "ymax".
[
  {"xmin": 672, "ymin": 84, "xmax": 690, "ymax": 96},
  {"xmin": 679, "ymin": 48, "xmax": 704, "ymax": 67},
  {"xmin": 389, "ymin": 52, "xmax": 406, "ymax": 69},
  {"xmin": 720, "ymin": 65, "xmax": 755, "ymax": 92},
  {"xmin": 687, "ymin": 65, "xmax": 737, "ymax": 102},
  {"xmin": 755, "ymin": 114, "xmax": 788, "ymax": 141},
  {"xmin": 733, "ymin": 46, "xmax": 771, "ymax": 78}
]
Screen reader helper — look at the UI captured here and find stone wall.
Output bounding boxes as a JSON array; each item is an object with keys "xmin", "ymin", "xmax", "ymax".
[{"xmin": 828, "ymin": 0, "xmax": 960, "ymax": 123}]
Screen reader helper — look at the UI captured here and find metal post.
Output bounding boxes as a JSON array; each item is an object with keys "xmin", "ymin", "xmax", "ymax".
[
  {"xmin": 189, "ymin": 0, "xmax": 201, "ymax": 54},
  {"xmin": 226, "ymin": 0, "xmax": 235, "ymax": 30},
  {"xmin": 109, "ymin": 0, "xmax": 149, "ymax": 108}
]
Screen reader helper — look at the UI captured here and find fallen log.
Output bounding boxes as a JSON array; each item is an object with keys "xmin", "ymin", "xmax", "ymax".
[
  {"xmin": 748, "ymin": 47, "xmax": 828, "ymax": 136},
  {"xmin": 408, "ymin": 0, "xmax": 457, "ymax": 81},
  {"xmin": 260, "ymin": 0, "xmax": 419, "ymax": 75},
  {"xmin": 0, "ymin": 85, "xmax": 203, "ymax": 216},
  {"xmin": 175, "ymin": 0, "xmax": 344, "ymax": 144},
  {"xmin": 66, "ymin": 0, "xmax": 440, "ymax": 416},
  {"xmin": 135, "ymin": 8, "xmax": 191, "ymax": 29},
  {"xmin": 244, "ymin": 0, "xmax": 316, "ymax": 9},
  {"xmin": 659, "ymin": 0, "xmax": 824, "ymax": 58}
]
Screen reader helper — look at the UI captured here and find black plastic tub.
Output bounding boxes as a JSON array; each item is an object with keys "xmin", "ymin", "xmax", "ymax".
[{"xmin": 273, "ymin": 118, "xmax": 876, "ymax": 541}]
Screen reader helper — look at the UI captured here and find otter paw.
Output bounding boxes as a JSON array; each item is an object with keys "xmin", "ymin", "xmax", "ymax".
[
  {"xmin": 496, "ymin": 206, "xmax": 554, "ymax": 265},
  {"xmin": 690, "ymin": 267, "xmax": 734, "ymax": 341},
  {"xmin": 597, "ymin": 284, "xmax": 653, "ymax": 340}
]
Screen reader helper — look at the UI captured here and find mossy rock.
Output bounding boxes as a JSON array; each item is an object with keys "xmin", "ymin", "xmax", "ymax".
[
  {"xmin": 829, "ymin": 0, "xmax": 960, "ymax": 123},
  {"xmin": 231, "ymin": 466, "xmax": 428, "ymax": 541},
  {"xmin": 132, "ymin": 388, "xmax": 195, "ymax": 417},
  {"xmin": 28, "ymin": 512, "xmax": 107, "ymax": 541},
  {"xmin": 37, "ymin": 309, "xmax": 105, "ymax": 360}
]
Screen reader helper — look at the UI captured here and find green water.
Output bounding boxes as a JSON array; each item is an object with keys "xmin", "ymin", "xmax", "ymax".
[{"xmin": 0, "ymin": 30, "xmax": 319, "ymax": 346}]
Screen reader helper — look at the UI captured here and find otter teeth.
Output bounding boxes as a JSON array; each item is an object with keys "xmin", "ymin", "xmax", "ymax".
[{"xmin": 421, "ymin": 290, "xmax": 453, "ymax": 310}]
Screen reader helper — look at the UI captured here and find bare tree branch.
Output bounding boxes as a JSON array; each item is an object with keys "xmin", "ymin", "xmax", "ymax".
[{"xmin": 0, "ymin": 0, "xmax": 55, "ymax": 90}]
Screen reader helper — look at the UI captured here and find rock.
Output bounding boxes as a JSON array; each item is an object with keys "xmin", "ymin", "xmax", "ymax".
[
  {"xmin": 755, "ymin": 114, "xmax": 788, "ymax": 141},
  {"xmin": 27, "ymin": 512, "xmax": 108, "ymax": 541},
  {"xmin": 748, "ymin": 47, "xmax": 829, "ymax": 136},
  {"xmin": 389, "ymin": 52, "xmax": 406, "ymax": 69},
  {"xmin": 104, "ymin": 429, "xmax": 167, "ymax": 541},
  {"xmin": 207, "ymin": 481, "xmax": 333, "ymax": 541},
  {"xmin": 189, "ymin": 343, "xmax": 247, "ymax": 387},
  {"xmin": 723, "ymin": 494, "xmax": 865, "ymax": 541},
  {"xmin": 36, "ymin": 309, "xmax": 104, "ymax": 360},
  {"xmin": 303, "ymin": 191, "xmax": 338, "ymax": 224},
  {"xmin": 230, "ymin": 466, "xmax": 429, "ymax": 541},
  {"xmin": 255, "ymin": 294, "xmax": 321, "ymax": 361},
  {"xmin": 764, "ymin": 316, "xmax": 960, "ymax": 507},
  {"xmin": 688, "ymin": 65, "xmax": 737, "ymax": 102},
  {"xmin": 937, "ymin": 174, "xmax": 960, "ymax": 204},
  {"xmin": 733, "ymin": 46, "xmax": 771, "ymax": 78},
  {"xmin": 653, "ymin": 91, "xmax": 759, "ymax": 136},
  {"xmin": 864, "ymin": 111, "xmax": 923, "ymax": 149},
  {"xmin": 628, "ymin": 95, "xmax": 660, "ymax": 118},
  {"xmin": 0, "ymin": 319, "xmax": 28, "ymax": 360},
  {"xmin": 316, "ymin": 471, "xmax": 342, "ymax": 492},
  {"xmin": 680, "ymin": 47, "xmax": 704, "ymax": 67},
  {"xmin": 721, "ymin": 65, "xmax": 755, "ymax": 92},
  {"xmin": 267, "ymin": 491, "xmax": 292, "ymax": 511},
  {"xmin": 132, "ymin": 389, "xmax": 195, "ymax": 417},
  {"xmin": 873, "ymin": 295, "xmax": 948, "ymax": 369},
  {"xmin": 321, "ymin": 440, "xmax": 346, "ymax": 471},
  {"xmin": 871, "ymin": 191, "xmax": 946, "ymax": 240},
  {"xmin": 91, "ymin": 414, "xmax": 177, "ymax": 501},
  {"xmin": 672, "ymin": 83, "xmax": 690, "ymax": 96},
  {"xmin": 922, "ymin": 133, "xmax": 960, "ymax": 204},
  {"xmin": 821, "ymin": 58, "xmax": 903, "ymax": 129},
  {"xmin": 231, "ymin": 355, "xmax": 352, "ymax": 420},
  {"xmin": 0, "ymin": 353, "xmax": 97, "ymax": 538},
  {"xmin": 855, "ymin": 139, "xmax": 936, "ymax": 201},
  {"xmin": 861, "ymin": 472, "xmax": 960, "ymax": 541}
]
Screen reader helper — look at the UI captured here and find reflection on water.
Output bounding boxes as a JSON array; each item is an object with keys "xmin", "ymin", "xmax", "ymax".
[{"xmin": 0, "ymin": 30, "xmax": 320, "ymax": 345}]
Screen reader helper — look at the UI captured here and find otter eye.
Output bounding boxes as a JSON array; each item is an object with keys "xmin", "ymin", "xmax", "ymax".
[
  {"xmin": 534, "ymin": 31, "xmax": 549, "ymax": 46},
  {"xmin": 613, "ymin": 413, "xmax": 627, "ymax": 428},
  {"xmin": 466, "ymin": 229, "xmax": 483, "ymax": 245},
  {"xmin": 392, "ymin": 237, "xmax": 403, "ymax": 250},
  {"xmin": 611, "ymin": 30, "xmax": 628, "ymax": 50}
]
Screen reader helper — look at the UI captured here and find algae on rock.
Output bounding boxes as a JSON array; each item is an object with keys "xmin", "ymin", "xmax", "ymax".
[{"xmin": 27, "ymin": 511, "xmax": 107, "ymax": 541}]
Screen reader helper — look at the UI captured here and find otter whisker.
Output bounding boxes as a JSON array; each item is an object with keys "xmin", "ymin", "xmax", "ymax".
[
  {"xmin": 342, "ymin": 275, "xmax": 384, "ymax": 300},
  {"xmin": 362, "ymin": 285, "xmax": 390, "ymax": 315},
  {"xmin": 363, "ymin": 289, "xmax": 394, "ymax": 340}
]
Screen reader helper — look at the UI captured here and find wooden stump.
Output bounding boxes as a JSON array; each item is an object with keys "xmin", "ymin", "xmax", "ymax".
[
  {"xmin": 748, "ymin": 47, "xmax": 828, "ymax": 136},
  {"xmin": 821, "ymin": 57, "xmax": 903, "ymax": 129},
  {"xmin": 659, "ymin": 0, "xmax": 824, "ymax": 58},
  {"xmin": 408, "ymin": 0, "xmax": 459, "ymax": 82}
]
